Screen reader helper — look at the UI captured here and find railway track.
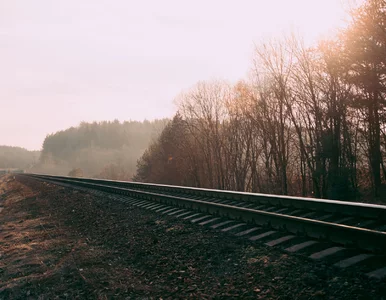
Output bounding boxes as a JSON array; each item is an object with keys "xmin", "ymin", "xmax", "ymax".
[{"xmin": 23, "ymin": 173, "xmax": 386, "ymax": 280}]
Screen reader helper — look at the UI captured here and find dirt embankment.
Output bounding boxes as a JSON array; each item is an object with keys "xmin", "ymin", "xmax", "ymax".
[{"xmin": 0, "ymin": 175, "xmax": 385, "ymax": 299}]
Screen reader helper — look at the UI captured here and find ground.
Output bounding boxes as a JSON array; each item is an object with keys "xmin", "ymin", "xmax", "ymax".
[{"xmin": 0, "ymin": 175, "xmax": 385, "ymax": 299}]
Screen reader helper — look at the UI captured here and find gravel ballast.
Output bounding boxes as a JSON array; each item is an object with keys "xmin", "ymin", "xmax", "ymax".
[{"xmin": 0, "ymin": 175, "xmax": 385, "ymax": 299}]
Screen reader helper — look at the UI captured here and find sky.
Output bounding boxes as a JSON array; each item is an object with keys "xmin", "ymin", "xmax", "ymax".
[{"xmin": 0, "ymin": 0, "xmax": 358, "ymax": 150}]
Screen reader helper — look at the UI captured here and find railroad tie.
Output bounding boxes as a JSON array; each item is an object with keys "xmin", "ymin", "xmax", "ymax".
[
  {"xmin": 162, "ymin": 208, "xmax": 180, "ymax": 214},
  {"xmin": 149, "ymin": 204, "xmax": 164, "ymax": 210},
  {"xmin": 235, "ymin": 227, "xmax": 260, "ymax": 237},
  {"xmin": 249, "ymin": 231, "xmax": 276, "ymax": 241},
  {"xmin": 198, "ymin": 218, "xmax": 220, "ymax": 226},
  {"xmin": 156, "ymin": 207, "xmax": 171, "ymax": 212},
  {"xmin": 334, "ymin": 254, "xmax": 373, "ymax": 268},
  {"xmin": 183, "ymin": 213, "xmax": 201, "ymax": 220},
  {"xmin": 147, "ymin": 204, "xmax": 163, "ymax": 210},
  {"xmin": 174, "ymin": 211, "xmax": 193, "ymax": 218},
  {"xmin": 265, "ymin": 235, "xmax": 295, "ymax": 247},
  {"xmin": 285, "ymin": 241, "xmax": 318, "ymax": 253},
  {"xmin": 211, "ymin": 220, "xmax": 234, "ymax": 229},
  {"xmin": 333, "ymin": 217, "xmax": 355, "ymax": 224},
  {"xmin": 366, "ymin": 267, "xmax": 386, "ymax": 280},
  {"xmin": 168, "ymin": 209, "xmax": 185, "ymax": 216},
  {"xmin": 309, "ymin": 247, "xmax": 345, "ymax": 260},
  {"xmin": 191, "ymin": 215, "xmax": 212, "ymax": 223},
  {"xmin": 274, "ymin": 208, "xmax": 290, "ymax": 214},
  {"xmin": 221, "ymin": 223, "xmax": 247, "ymax": 232}
]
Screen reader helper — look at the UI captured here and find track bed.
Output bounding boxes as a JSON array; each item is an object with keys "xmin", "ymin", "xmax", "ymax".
[{"xmin": 0, "ymin": 175, "xmax": 385, "ymax": 299}]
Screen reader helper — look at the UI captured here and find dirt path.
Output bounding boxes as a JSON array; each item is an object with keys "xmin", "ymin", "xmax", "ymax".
[{"xmin": 0, "ymin": 175, "xmax": 385, "ymax": 299}]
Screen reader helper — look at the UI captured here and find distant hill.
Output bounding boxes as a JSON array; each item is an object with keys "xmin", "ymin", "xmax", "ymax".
[
  {"xmin": 0, "ymin": 146, "xmax": 40, "ymax": 170},
  {"xmin": 33, "ymin": 119, "xmax": 169, "ymax": 179}
]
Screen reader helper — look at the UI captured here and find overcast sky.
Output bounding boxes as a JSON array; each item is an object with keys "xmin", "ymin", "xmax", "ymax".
[{"xmin": 0, "ymin": 0, "xmax": 356, "ymax": 150}]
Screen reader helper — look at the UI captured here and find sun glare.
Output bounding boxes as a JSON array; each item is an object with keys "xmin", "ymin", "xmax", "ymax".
[{"xmin": 261, "ymin": 0, "xmax": 357, "ymax": 43}]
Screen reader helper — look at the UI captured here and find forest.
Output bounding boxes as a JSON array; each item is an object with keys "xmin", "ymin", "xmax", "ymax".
[
  {"xmin": 34, "ymin": 119, "xmax": 168, "ymax": 178},
  {"xmin": 0, "ymin": 146, "xmax": 40, "ymax": 169},
  {"xmin": 134, "ymin": 0, "xmax": 386, "ymax": 202}
]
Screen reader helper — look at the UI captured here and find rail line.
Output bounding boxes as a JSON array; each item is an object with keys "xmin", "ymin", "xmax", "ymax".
[{"xmin": 23, "ymin": 173, "xmax": 386, "ymax": 280}]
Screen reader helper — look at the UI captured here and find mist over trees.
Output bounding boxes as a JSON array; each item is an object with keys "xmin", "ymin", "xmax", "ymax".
[
  {"xmin": 135, "ymin": 0, "xmax": 386, "ymax": 202},
  {"xmin": 0, "ymin": 146, "xmax": 40, "ymax": 169},
  {"xmin": 34, "ymin": 119, "xmax": 169, "ymax": 178}
]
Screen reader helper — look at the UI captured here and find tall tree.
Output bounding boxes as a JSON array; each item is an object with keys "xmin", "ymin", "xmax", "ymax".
[{"xmin": 342, "ymin": 0, "xmax": 386, "ymax": 195}]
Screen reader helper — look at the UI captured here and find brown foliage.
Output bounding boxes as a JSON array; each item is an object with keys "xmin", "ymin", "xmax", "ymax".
[{"xmin": 135, "ymin": 0, "xmax": 386, "ymax": 202}]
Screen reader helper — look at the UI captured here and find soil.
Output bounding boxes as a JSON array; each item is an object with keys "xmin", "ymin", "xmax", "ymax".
[{"xmin": 0, "ymin": 175, "xmax": 385, "ymax": 299}]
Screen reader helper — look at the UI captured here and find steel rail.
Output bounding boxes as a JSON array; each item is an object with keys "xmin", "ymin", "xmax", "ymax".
[
  {"xmin": 27, "ymin": 173, "xmax": 386, "ymax": 220},
  {"xmin": 24, "ymin": 173, "xmax": 386, "ymax": 252}
]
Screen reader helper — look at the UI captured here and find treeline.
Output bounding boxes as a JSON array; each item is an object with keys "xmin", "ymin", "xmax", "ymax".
[
  {"xmin": 135, "ymin": 0, "xmax": 386, "ymax": 202},
  {"xmin": 35, "ymin": 119, "xmax": 168, "ymax": 178},
  {"xmin": 0, "ymin": 146, "xmax": 40, "ymax": 169}
]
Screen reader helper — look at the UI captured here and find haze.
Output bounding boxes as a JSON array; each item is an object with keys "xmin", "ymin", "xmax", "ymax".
[{"xmin": 1, "ymin": 0, "xmax": 353, "ymax": 150}]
